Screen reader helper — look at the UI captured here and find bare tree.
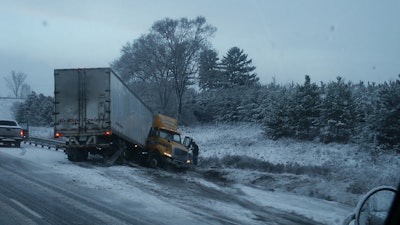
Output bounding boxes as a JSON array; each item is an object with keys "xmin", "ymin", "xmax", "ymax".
[
  {"xmin": 152, "ymin": 17, "xmax": 216, "ymax": 118},
  {"xmin": 20, "ymin": 83, "xmax": 32, "ymax": 98},
  {"xmin": 4, "ymin": 71, "xmax": 28, "ymax": 98},
  {"xmin": 112, "ymin": 34, "xmax": 175, "ymax": 114},
  {"xmin": 113, "ymin": 16, "xmax": 216, "ymax": 118}
]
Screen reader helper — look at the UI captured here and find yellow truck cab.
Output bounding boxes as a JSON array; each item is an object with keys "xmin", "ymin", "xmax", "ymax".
[{"xmin": 146, "ymin": 114, "xmax": 192, "ymax": 168}]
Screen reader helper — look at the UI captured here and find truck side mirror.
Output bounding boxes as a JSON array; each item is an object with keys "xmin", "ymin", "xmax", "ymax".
[
  {"xmin": 343, "ymin": 186, "xmax": 397, "ymax": 225},
  {"xmin": 183, "ymin": 136, "xmax": 192, "ymax": 147}
]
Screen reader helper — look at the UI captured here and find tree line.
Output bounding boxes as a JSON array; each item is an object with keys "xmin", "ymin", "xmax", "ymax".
[
  {"xmin": 111, "ymin": 16, "xmax": 399, "ymax": 149},
  {"xmin": 12, "ymin": 91, "xmax": 53, "ymax": 126},
  {"xmin": 7, "ymin": 16, "xmax": 399, "ymax": 150},
  {"xmin": 191, "ymin": 75, "xmax": 400, "ymax": 150}
]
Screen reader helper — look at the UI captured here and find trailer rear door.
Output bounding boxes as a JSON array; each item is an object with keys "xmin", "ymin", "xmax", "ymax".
[{"xmin": 54, "ymin": 68, "xmax": 111, "ymax": 137}]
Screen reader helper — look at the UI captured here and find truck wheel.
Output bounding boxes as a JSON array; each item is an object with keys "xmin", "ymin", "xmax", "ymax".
[{"xmin": 149, "ymin": 155, "xmax": 160, "ymax": 168}]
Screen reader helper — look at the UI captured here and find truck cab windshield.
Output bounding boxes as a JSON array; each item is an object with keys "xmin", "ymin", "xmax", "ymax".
[{"xmin": 159, "ymin": 129, "xmax": 181, "ymax": 143}]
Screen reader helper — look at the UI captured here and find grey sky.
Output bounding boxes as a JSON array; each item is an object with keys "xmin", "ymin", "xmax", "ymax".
[{"xmin": 1, "ymin": 0, "xmax": 399, "ymax": 96}]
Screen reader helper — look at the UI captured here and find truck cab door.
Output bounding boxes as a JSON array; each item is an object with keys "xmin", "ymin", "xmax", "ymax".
[{"xmin": 183, "ymin": 136, "xmax": 193, "ymax": 148}]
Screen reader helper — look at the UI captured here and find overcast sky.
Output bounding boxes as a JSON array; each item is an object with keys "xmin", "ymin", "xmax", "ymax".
[{"xmin": 1, "ymin": 0, "xmax": 399, "ymax": 97}]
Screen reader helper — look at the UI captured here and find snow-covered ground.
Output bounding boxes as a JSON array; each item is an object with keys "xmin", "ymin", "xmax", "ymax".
[
  {"xmin": 2, "ymin": 98, "xmax": 398, "ymax": 224},
  {"xmin": 0, "ymin": 143, "xmax": 351, "ymax": 225},
  {"xmin": 182, "ymin": 123, "xmax": 400, "ymax": 206}
]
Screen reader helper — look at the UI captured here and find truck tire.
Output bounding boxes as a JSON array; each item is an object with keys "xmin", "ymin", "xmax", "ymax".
[
  {"xmin": 67, "ymin": 148, "xmax": 78, "ymax": 162},
  {"xmin": 79, "ymin": 151, "xmax": 88, "ymax": 161},
  {"xmin": 67, "ymin": 149, "xmax": 77, "ymax": 162},
  {"xmin": 149, "ymin": 154, "xmax": 161, "ymax": 168},
  {"xmin": 121, "ymin": 147, "xmax": 133, "ymax": 161}
]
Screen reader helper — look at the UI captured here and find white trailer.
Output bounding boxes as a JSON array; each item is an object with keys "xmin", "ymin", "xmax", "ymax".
[{"xmin": 54, "ymin": 68, "xmax": 153, "ymax": 162}]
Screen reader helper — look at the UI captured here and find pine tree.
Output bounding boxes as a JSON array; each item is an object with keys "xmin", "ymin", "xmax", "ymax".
[
  {"xmin": 198, "ymin": 49, "xmax": 226, "ymax": 90},
  {"xmin": 220, "ymin": 47, "xmax": 259, "ymax": 87},
  {"xmin": 374, "ymin": 77, "xmax": 400, "ymax": 148},
  {"xmin": 263, "ymin": 84, "xmax": 295, "ymax": 139},
  {"xmin": 351, "ymin": 81, "xmax": 379, "ymax": 145},
  {"xmin": 292, "ymin": 75, "xmax": 321, "ymax": 140},
  {"xmin": 320, "ymin": 77, "xmax": 356, "ymax": 143}
]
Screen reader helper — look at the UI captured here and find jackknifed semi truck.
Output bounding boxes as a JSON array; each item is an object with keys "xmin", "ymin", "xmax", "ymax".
[{"xmin": 54, "ymin": 67, "xmax": 192, "ymax": 168}]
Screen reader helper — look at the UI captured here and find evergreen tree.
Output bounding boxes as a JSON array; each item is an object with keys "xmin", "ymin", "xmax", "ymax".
[
  {"xmin": 291, "ymin": 75, "xmax": 321, "ymax": 140},
  {"xmin": 194, "ymin": 85, "xmax": 264, "ymax": 123},
  {"xmin": 214, "ymin": 87, "xmax": 241, "ymax": 122},
  {"xmin": 351, "ymin": 81, "xmax": 379, "ymax": 145},
  {"xmin": 220, "ymin": 47, "xmax": 259, "ymax": 87},
  {"xmin": 374, "ymin": 77, "xmax": 400, "ymax": 148},
  {"xmin": 263, "ymin": 84, "xmax": 295, "ymax": 139},
  {"xmin": 320, "ymin": 77, "xmax": 356, "ymax": 143},
  {"xmin": 195, "ymin": 87, "xmax": 241, "ymax": 122},
  {"xmin": 193, "ymin": 89, "xmax": 216, "ymax": 122},
  {"xmin": 198, "ymin": 49, "xmax": 226, "ymax": 90},
  {"xmin": 239, "ymin": 85, "xmax": 265, "ymax": 122},
  {"xmin": 13, "ymin": 92, "xmax": 54, "ymax": 126}
]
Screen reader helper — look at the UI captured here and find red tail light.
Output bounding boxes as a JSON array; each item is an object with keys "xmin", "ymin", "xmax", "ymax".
[
  {"xmin": 20, "ymin": 129, "xmax": 24, "ymax": 137},
  {"xmin": 55, "ymin": 132, "xmax": 62, "ymax": 138},
  {"xmin": 103, "ymin": 130, "xmax": 111, "ymax": 135}
]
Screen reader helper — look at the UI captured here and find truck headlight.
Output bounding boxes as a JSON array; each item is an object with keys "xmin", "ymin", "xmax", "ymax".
[{"xmin": 163, "ymin": 152, "xmax": 172, "ymax": 158}]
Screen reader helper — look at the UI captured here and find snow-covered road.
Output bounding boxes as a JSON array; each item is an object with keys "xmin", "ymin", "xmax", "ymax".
[{"xmin": 0, "ymin": 144, "xmax": 351, "ymax": 224}]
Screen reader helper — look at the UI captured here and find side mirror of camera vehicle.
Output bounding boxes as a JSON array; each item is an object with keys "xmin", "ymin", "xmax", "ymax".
[{"xmin": 343, "ymin": 186, "xmax": 397, "ymax": 225}]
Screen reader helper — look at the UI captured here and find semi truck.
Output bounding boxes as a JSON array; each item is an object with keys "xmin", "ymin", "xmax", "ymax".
[
  {"xmin": 146, "ymin": 114, "xmax": 193, "ymax": 168},
  {"xmin": 54, "ymin": 67, "xmax": 192, "ymax": 168}
]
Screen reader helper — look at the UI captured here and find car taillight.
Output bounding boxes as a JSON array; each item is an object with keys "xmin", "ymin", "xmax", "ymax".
[
  {"xmin": 20, "ymin": 129, "xmax": 24, "ymax": 137},
  {"xmin": 55, "ymin": 132, "xmax": 62, "ymax": 138},
  {"xmin": 103, "ymin": 130, "xmax": 111, "ymax": 135}
]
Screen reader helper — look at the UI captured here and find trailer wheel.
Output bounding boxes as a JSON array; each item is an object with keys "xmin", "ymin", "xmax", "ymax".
[
  {"xmin": 67, "ymin": 148, "xmax": 77, "ymax": 162},
  {"xmin": 79, "ymin": 151, "xmax": 88, "ymax": 161}
]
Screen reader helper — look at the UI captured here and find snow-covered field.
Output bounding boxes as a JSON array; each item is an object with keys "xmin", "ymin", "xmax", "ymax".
[
  {"xmin": 183, "ymin": 123, "xmax": 400, "ymax": 205},
  {"xmin": 1, "ymin": 98, "xmax": 399, "ymax": 224}
]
